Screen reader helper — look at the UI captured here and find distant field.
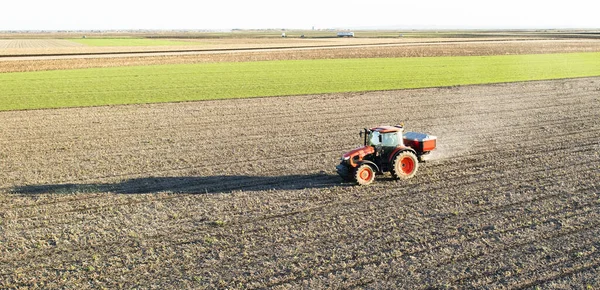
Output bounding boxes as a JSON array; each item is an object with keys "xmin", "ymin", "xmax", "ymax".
[
  {"xmin": 70, "ymin": 38, "xmax": 198, "ymax": 47},
  {"xmin": 0, "ymin": 39, "xmax": 84, "ymax": 49},
  {"xmin": 3, "ymin": 39, "xmax": 600, "ymax": 73},
  {"xmin": 1, "ymin": 52, "xmax": 600, "ymax": 111},
  {"xmin": 2, "ymin": 29, "xmax": 598, "ymax": 39},
  {"xmin": 0, "ymin": 37, "xmax": 536, "ymax": 56}
]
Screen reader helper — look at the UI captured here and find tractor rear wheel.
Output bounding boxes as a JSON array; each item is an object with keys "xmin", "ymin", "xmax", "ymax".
[
  {"xmin": 391, "ymin": 151, "xmax": 419, "ymax": 179},
  {"xmin": 354, "ymin": 164, "xmax": 375, "ymax": 185}
]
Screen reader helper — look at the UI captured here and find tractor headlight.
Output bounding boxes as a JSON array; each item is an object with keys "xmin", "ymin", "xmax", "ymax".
[{"xmin": 342, "ymin": 156, "xmax": 350, "ymax": 161}]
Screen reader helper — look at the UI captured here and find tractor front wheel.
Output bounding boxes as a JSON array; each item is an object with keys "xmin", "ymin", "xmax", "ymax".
[
  {"xmin": 354, "ymin": 164, "xmax": 375, "ymax": 185},
  {"xmin": 391, "ymin": 151, "xmax": 419, "ymax": 179},
  {"xmin": 336, "ymin": 163, "xmax": 353, "ymax": 181}
]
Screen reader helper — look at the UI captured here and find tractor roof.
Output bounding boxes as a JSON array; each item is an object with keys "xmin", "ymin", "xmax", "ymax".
[{"xmin": 370, "ymin": 125, "xmax": 404, "ymax": 133}]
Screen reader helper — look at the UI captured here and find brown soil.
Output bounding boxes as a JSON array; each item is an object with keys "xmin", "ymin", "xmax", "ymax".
[
  {"xmin": 0, "ymin": 37, "xmax": 523, "ymax": 55},
  {"xmin": 2, "ymin": 39, "xmax": 600, "ymax": 73},
  {"xmin": 0, "ymin": 77, "xmax": 599, "ymax": 288}
]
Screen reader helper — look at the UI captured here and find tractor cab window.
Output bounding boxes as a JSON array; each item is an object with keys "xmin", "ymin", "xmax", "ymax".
[
  {"xmin": 381, "ymin": 132, "xmax": 399, "ymax": 147},
  {"xmin": 368, "ymin": 131, "xmax": 381, "ymax": 146}
]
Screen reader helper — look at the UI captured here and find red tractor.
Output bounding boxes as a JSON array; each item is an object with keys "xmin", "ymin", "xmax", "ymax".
[{"xmin": 336, "ymin": 124, "xmax": 437, "ymax": 185}]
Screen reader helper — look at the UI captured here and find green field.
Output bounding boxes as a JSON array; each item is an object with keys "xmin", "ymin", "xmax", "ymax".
[
  {"xmin": 1, "ymin": 52, "xmax": 600, "ymax": 111},
  {"xmin": 70, "ymin": 38, "xmax": 198, "ymax": 46}
]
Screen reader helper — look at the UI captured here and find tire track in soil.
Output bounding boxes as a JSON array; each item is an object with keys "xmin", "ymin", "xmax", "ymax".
[
  {"xmin": 332, "ymin": 202, "xmax": 600, "ymax": 289},
  {"xmin": 455, "ymin": 240, "xmax": 600, "ymax": 288},
  {"xmin": 441, "ymin": 223, "xmax": 600, "ymax": 288},
  {"xmin": 516, "ymin": 260, "xmax": 600, "ymax": 289},
  {"xmin": 237, "ymin": 200, "xmax": 600, "ymax": 288},
  {"xmin": 360, "ymin": 221, "xmax": 600, "ymax": 289},
  {"xmin": 204, "ymin": 198, "xmax": 597, "ymax": 287}
]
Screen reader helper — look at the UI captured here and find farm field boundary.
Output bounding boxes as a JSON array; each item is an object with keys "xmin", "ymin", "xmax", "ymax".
[{"xmin": 1, "ymin": 52, "xmax": 600, "ymax": 111}]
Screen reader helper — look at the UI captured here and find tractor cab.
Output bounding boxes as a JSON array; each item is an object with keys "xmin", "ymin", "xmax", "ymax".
[
  {"xmin": 364, "ymin": 126, "xmax": 406, "ymax": 160},
  {"xmin": 365, "ymin": 126, "xmax": 404, "ymax": 148}
]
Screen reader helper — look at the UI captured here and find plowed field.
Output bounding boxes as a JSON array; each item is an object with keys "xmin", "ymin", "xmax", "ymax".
[
  {"xmin": 1, "ymin": 77, "xmax": 599, "ymax": 288},
  {"xmin": 0, "ymin": 39, "xmax": 84, "ymax": 49},
  {"xmin": 3, "ymin": 39, "xmax": 600, "ymax": 73}
]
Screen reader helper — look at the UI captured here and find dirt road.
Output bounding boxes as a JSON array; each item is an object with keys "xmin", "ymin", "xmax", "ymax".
[{"xmin": 0, "ymin": 77, "xmax": 599, "ymax": 288}]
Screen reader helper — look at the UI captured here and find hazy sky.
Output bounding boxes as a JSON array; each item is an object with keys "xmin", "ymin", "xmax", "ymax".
[{"xmin": 1, "ymin": 0, "xmax": 599, "ymax": 31}]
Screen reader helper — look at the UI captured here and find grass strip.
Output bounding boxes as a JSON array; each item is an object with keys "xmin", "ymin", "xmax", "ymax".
[{"xmin": 1, "ymin": 52, "xmax": 600, "ymax": 111}]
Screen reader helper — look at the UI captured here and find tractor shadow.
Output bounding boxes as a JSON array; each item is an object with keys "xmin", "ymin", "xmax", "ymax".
[{"xmin": 10, "ymin": 173, "xmax": 344, "ymax": 195}]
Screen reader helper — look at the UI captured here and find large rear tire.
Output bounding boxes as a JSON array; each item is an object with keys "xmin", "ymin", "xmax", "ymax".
[
  {"xmin": 391, "ymin": 151, "xmax": 419, "ymax": 179},
  {"xmin": 354, "ymin": 164, "xmax": 375, "ymax": 185}
]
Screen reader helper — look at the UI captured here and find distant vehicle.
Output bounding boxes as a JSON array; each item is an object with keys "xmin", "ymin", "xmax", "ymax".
[{"xmin": 337, "ymin": 32, "xmax": 354, "ymax": 37}]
